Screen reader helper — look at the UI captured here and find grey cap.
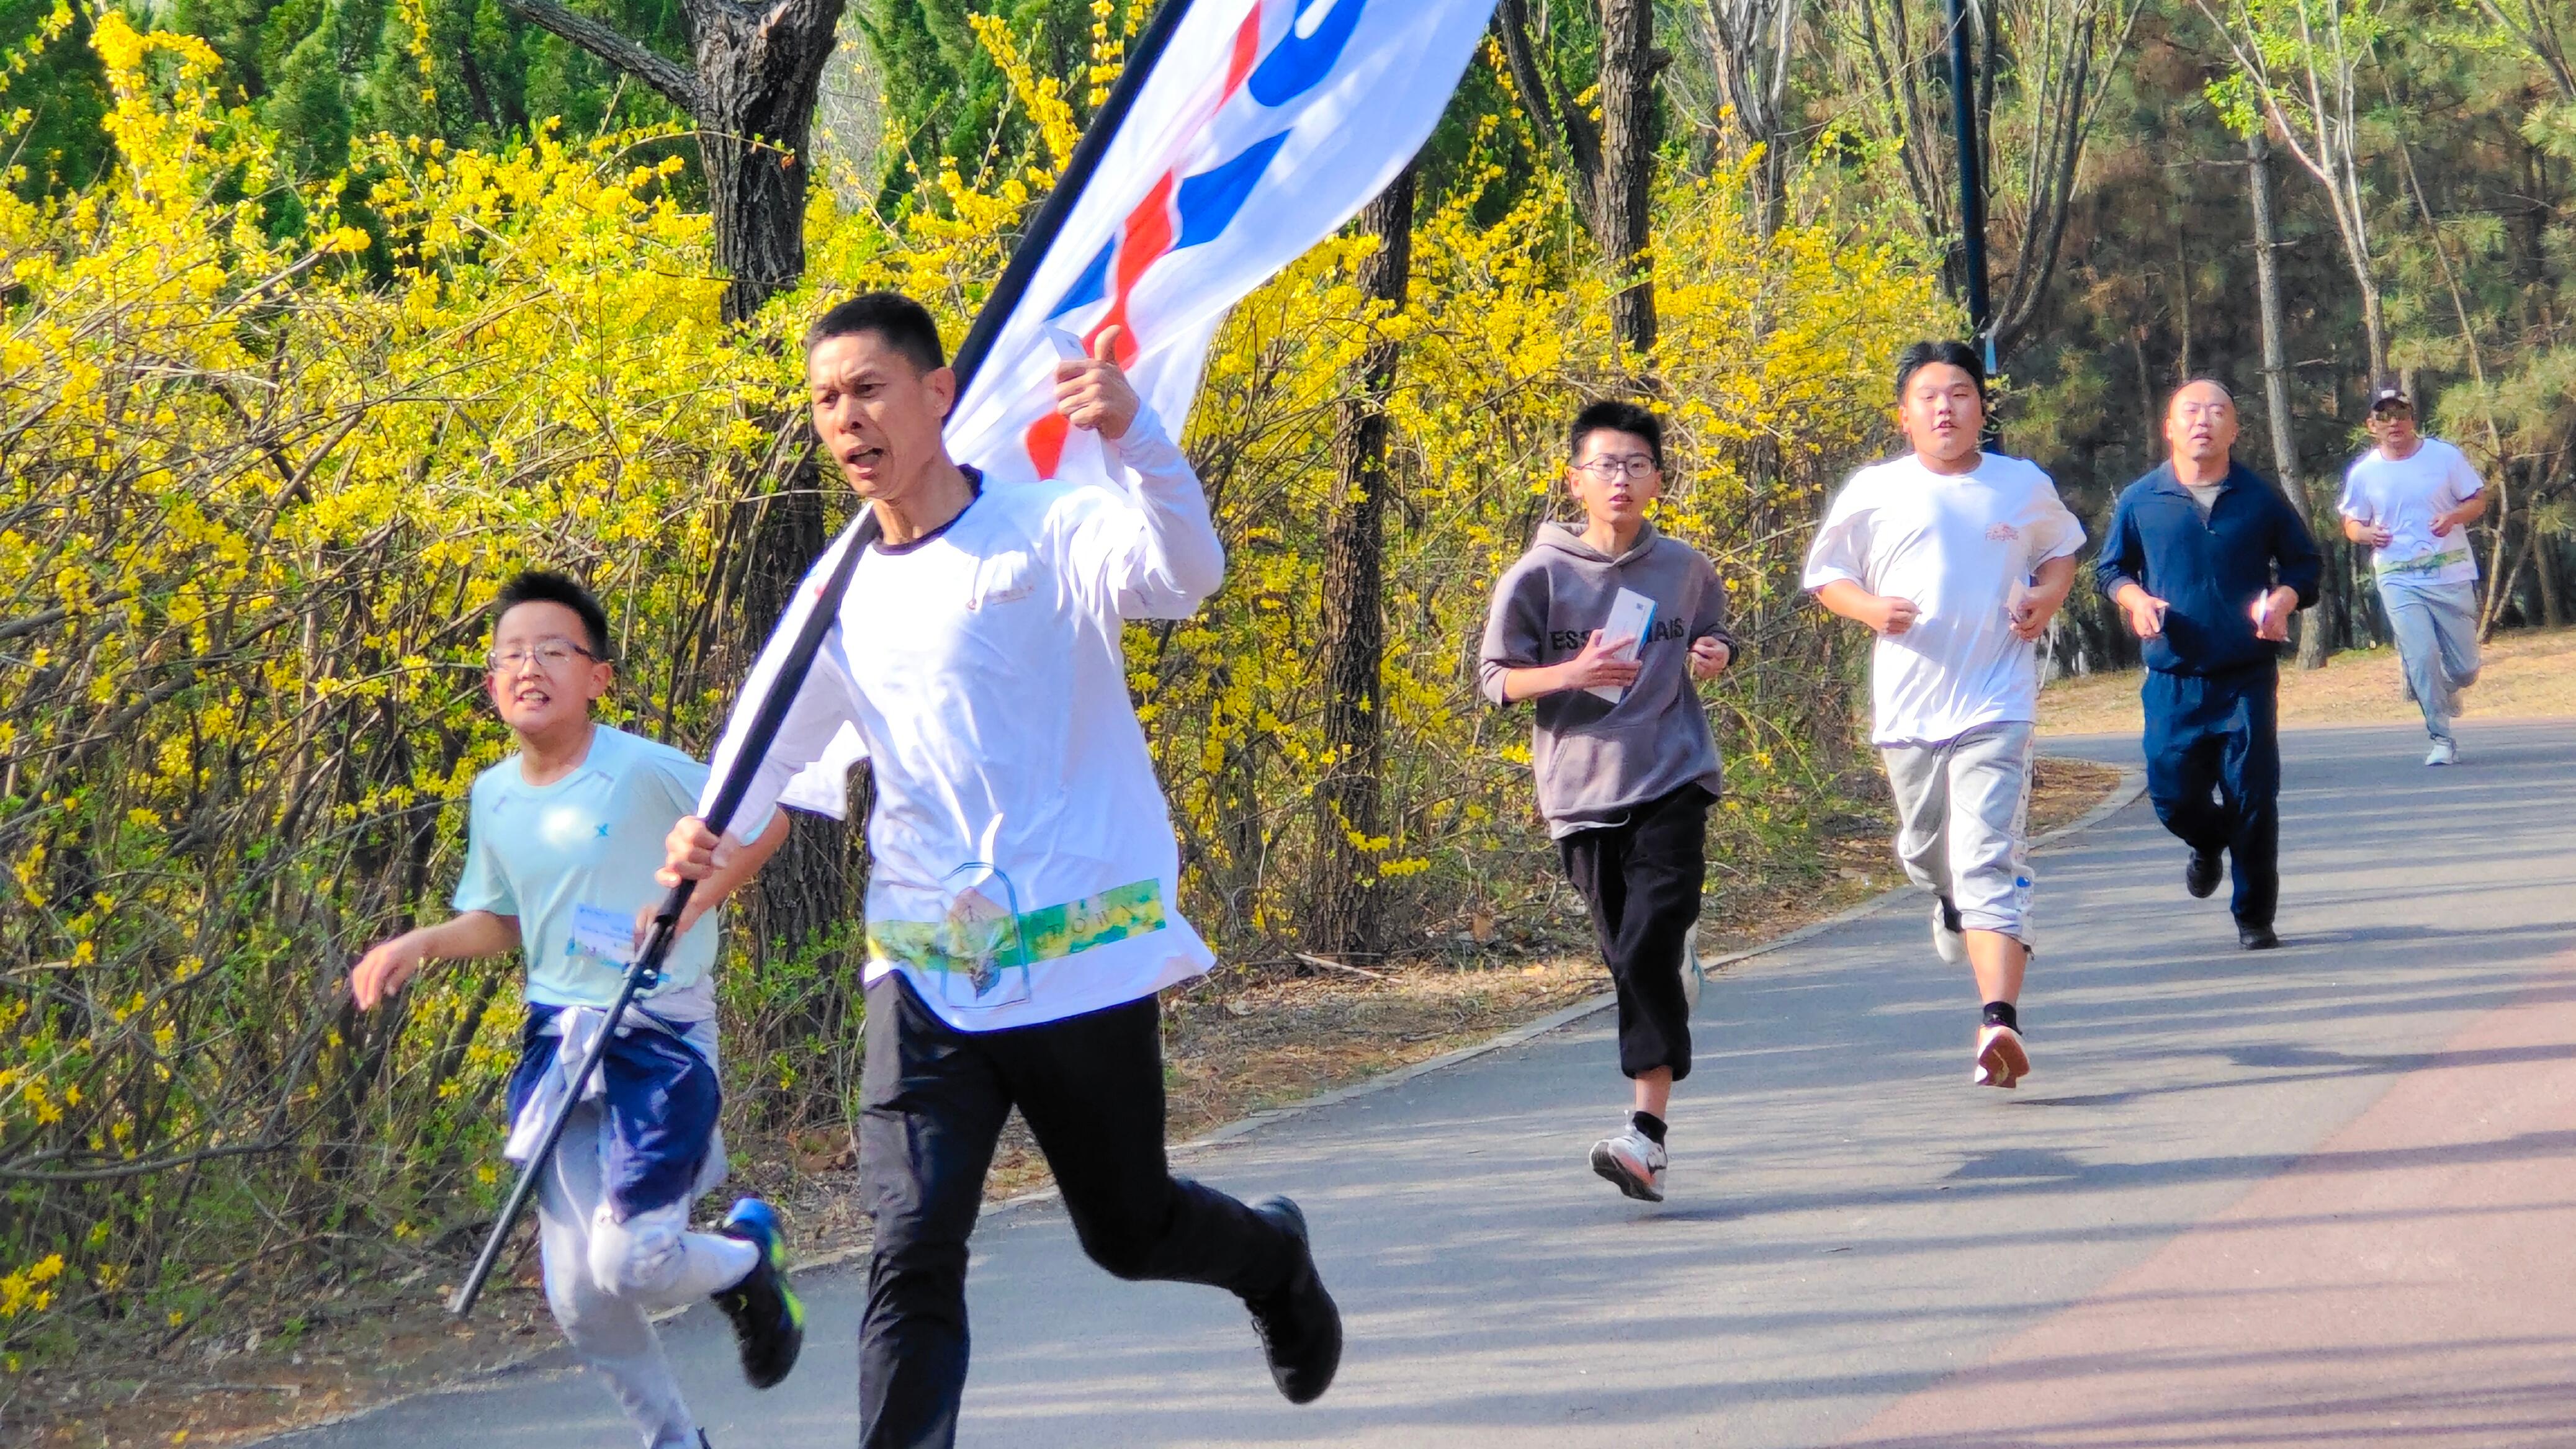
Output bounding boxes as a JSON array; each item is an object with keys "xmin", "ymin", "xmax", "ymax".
[{"xmin": 2367, "ymin": 375, "xmax": 2411, "ymax": 411}]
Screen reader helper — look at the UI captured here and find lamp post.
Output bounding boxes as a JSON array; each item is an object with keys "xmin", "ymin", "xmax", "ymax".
[{"xmin": 1944, "ymin": 0, "xmax": 1993, "ymax": 377}]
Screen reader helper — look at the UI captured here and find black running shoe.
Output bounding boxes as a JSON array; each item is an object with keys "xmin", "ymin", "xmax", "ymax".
[
  {"xmin": 2186, "ymin": 849, "xmax": 2222, "ymax": 899},
  {"xmin": 711, "ymin": 1198, "xmax": 804, "ymax": 1389},
  {"xmin": 1243, "ymin": 1195, "xmax": 1342, "ymax": 1405},
  {"xmin": 2238, "ymin": 923, "xmax": 2281, "ymax": 951}
]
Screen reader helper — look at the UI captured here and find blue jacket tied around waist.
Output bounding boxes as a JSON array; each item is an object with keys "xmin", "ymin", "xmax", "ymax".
[
  {"xmin": 505, "ymin": 1003, "xmax": 720, "ymax": 1218},
  {"xmin": 2095, "ymin": 462, "xmax": 2323, "ymax": 676}
]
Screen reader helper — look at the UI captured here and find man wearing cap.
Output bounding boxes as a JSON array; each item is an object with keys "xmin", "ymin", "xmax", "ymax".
[
  {"xmin": 2099, "ymin": 379, "xmax": 2322, "ymax": 951},
  {"xmin": 2338, "ymin": 378, "xmax": 2487, "ymax": 765}
]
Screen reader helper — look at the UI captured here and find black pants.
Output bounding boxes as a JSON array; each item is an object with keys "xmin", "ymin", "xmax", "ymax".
[
  {"xmin": 856, "ymin": 974, "xmax": 1303, "ymax": 1449},
  {"xmin": 2142, "ymin": 664, "xmax": 2281, "ymax": 930},
  {"xmin": 1557, "ymin": 784, "xmax": 1710, "ymax": 1083}
]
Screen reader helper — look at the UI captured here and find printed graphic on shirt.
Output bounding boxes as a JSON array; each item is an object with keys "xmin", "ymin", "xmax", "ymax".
[
  {"xmin": 867, "ymin": 871, "xmax": 1167, "ymax": 1012},
  {"xmin": 966, "ymin": 551, "xmax": 1039, "ymax": 611},
  {"xmin": 1546, "ymin": 616, "xmax": 1690, "ymax": 652}
]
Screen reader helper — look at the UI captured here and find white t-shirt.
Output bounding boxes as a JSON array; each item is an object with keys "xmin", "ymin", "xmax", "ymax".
[
  {"xmin": 704, "ymin": 407, "xmax": 1223, "ymax": 1033},
  {"xmin": 2338, "ymin": 437, "xmax": 2483, "ymax": 585},
  {"xmin": 1802, "ymin": 452, "xmax": 2087, "ymax": 745},
  {"xmin": 452, "ymin": 725, "xmax": 720, "ymax": 1008}
]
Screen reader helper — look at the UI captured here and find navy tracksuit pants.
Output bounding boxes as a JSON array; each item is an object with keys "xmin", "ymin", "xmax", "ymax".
[{"xmin": 2142, "ymin": 663, "xmax": 2280, "ymax": 929}]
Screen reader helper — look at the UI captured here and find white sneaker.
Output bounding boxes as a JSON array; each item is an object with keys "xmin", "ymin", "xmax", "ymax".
[
  {"xmin": 1680, "ymin": 922, "xmax": 1704, "ymax": 1012},
  {"xmin": 1931, "ymin": 899, "xmax": 1967, "ymax": 965},
  {"xmin": 2425, "ymin": 738, "xmax": 2459, "ymax": 766},
  {"xmin": 1973, "ymin": 1024, "xmax": 2029, "ymax": 1089},
  {"xmin": 1589, "ymin": 1123, "xmax": 1667, "ymax": 1202}
]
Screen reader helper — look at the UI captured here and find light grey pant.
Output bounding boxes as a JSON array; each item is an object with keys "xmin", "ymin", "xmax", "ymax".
[
  {"xmin": 2377, "ymin": 576, "xmax": 2481, "ymax": 743},
  {"xmin": 538, "ymin": 1101, "xmax": 760, "ymax": 1449},
  {"xmin": 1881, "ymin": 720, "xmax": 2038, "ymax": 944}
]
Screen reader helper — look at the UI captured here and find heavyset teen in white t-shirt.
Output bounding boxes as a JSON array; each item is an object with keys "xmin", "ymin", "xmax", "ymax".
[{"xmin": 1801, "ymin": 452, "xmax": 2088, "ymax": 745}]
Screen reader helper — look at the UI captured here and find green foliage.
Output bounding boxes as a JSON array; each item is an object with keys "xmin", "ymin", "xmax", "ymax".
[
  {"xmin": 856, "ymin": 0, "xmax": 1124, "ymax": 210},
  {"xmin": 0, "ymin": 0, "xmax": 105, "ymax": 195},
  {"xmin": 0, "ymin": 0, "xmax": 692, "ymax": 192}
]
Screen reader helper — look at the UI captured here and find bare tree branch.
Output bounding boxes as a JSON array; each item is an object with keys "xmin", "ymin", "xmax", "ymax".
[
  {"xmin": 1494, "ymin": 0, "xmax": 1604, "ymax": 218},
  {"xmin": 1990, "ymin": 0, "xmax": 2142, "ymax": 351},
  {"xmin": 496, "ymin": 0, "xmax": 704, "ymax": 115},
  {"xmin": 2473, "ymin": 0, "xmax": 2576, "ymax": 101},
  {"xmin": 1699, "ymin": 0, "xmax": 1802, "ymax": 229},
  {"xmin": 1, "ymin": 1137, "xmax": 297, "ymax": 1184},
  {"xmin": 2192, "ymin": 0, "xmax": 2388, "ymax": 372}
]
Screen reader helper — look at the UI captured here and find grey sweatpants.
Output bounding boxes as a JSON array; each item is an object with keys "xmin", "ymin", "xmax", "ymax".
[
  {"xmin": 1880, "ymin": 720, "xmax": 2037, "ymax": 945},
  {"xmin": 538, "ymin": 1100, "xmax": 760, "ymax": 1449},
  {"xmin": 2378, "ymin": 576, "xmax": 2481, "ymax": 744}
]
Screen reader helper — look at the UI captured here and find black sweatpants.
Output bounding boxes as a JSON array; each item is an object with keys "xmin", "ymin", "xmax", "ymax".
[
  {"xmin": 1556, "ymin": 784, "xmax": 1710, "ymax": 1082},
  {"xmin": 855, "ymin": 974, "xmax": 1304, "ymax": 1449},
  {"xmin": 2142, "ymin": 663, "xmax": 2281, "ymax": 930}
]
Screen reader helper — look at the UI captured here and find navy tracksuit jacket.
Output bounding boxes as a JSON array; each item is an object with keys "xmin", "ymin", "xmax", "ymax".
[{"xmin": 2094, "ymin": 462, "xmax": 2323, "ymax": 928}]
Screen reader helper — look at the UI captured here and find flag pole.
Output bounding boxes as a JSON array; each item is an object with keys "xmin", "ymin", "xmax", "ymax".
[{"xmin": 447, "ymin": 0, "xmax": 1203, "ymax": 1322}]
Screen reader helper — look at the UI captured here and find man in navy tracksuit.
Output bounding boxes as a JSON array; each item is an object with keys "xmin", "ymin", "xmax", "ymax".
[{"xmin": 2096, "ymin": 380, "xmax": 2323, "ymax": 950}]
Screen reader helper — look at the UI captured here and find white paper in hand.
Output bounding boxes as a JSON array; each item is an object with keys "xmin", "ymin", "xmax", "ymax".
[
  {"xmin": 1587, "ymin": 588, "xmax": 1659, "ymax": 704},
  {"xmin": 571, "ymin": 902, "xmax": 639, "ymax": 966}
]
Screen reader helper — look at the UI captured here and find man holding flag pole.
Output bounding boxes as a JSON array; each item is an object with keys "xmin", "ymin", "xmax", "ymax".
[
  {"xmin": 655, "ymin": 3, "xmax": 1507, "ymax": 1440},
  {"xmin": 666, "ymin": 293, "xmax": 1337, "ymax": 1443}
]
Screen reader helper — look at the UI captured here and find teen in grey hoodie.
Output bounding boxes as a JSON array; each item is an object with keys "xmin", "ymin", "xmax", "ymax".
[{"xmin": 1477, "ymin": 400, "xmax": 1738, "ymax": 1204}]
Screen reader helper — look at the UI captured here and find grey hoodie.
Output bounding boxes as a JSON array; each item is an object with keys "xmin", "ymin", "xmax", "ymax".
[{"xmin": 1478, "ymin": 521, "xmax": 1737, "ymax": 837}]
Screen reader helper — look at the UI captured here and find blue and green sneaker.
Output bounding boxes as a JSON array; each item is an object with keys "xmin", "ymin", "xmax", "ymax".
[{"xmin": 712, "ymin": 1197, "xmax": 804, "ymax": 1389}]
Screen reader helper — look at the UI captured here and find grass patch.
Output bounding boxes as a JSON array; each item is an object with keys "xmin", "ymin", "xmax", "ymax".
[{"xmin": 2040, "ymin": 626, "xmax": 2576, "ymax": 738}]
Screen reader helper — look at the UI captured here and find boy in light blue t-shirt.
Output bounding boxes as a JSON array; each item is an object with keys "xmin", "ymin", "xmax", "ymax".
[{"xmin": 351, "ymin": 571, "xmax": 801, "ymax": 1449}]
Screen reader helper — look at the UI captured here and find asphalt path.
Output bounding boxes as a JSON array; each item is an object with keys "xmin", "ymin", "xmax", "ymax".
[{"xmin": 265, "ymin": 718, "xmax": 2576, "ymax": 1448}]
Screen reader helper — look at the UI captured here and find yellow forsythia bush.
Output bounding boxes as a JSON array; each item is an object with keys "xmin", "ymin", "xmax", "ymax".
[
  {"xmin": 0, "ymin": 19, "xmax": 1942, "ymax": 1359},
  {"xmin": 0, "ymin": 19, "xmax": 795, "ymax": 1357}
]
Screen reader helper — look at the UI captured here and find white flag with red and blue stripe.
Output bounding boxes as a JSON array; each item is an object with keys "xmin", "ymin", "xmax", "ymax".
[
  {"xmin": 944, "ymin": 0, "xmax": 1501, "ymax": 488},
  {"xmin": 771, "ymin": 0, "xmax": 1497, "ymax": 817}
]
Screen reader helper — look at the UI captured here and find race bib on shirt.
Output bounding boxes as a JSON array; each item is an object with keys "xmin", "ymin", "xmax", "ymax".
[{"xmin": 570, "ymin": 902, "xmax": 639, "ymax": 966}]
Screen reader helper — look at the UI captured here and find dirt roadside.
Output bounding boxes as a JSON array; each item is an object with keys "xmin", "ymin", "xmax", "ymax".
[
  {"xmin": 19, "ymin": 757, "xmax": 2127, "ymax": 1448},
  {"xmin": 2040, "ymin": 625, "xmax": 2576, "ymax": 737}
]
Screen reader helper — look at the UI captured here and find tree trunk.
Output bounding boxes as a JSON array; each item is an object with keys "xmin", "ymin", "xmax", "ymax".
[
  {"xmin": 1496, "ymin": 0, "xmax": 1660, "ymax": 363},
  {"xmin": 1494, "ymin": 0, "xmax": 1603, "ymax": 222},
  {"xmin": 1700, "ymin": 0, "xmax": 1795, "ymax": 237},
  {"xmin": 2534, "ymin": 521, "xmax": 2562, "ymax": 627},
  {"xmin": 2480, "ymin": 470, "xmax": 2515, "ymax": 631},
  {"xmin": 1599, "ymin": 0, "xmax": 1660, "ymax": 359},
  {"xmin": 2247, "ymin": 130, "xmax": 2330, "ymax": 670},
  {"xmin": 1311, "ymin": 168, "xmax": 1416, "ymax": 960},
  {"xmin": 2483, "ymin": 516, "xmax": 2534, "ymax": 643},
  {"xmin": 2354, "ymin": 262, "xmax": 2387, "ymax": 381},
  {"xmin": 694, "ymin": 2, "xmax": 846, "ymax": 323},
  {"xmin": 497, "ymin": 0, "xmax": 846, "ymax": 323}
]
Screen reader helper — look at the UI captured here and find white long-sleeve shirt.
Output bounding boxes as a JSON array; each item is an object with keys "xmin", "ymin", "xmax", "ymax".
[{"xmin": 702, "ymin": 406, "xmax": 1223, "ymax": 1031}]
